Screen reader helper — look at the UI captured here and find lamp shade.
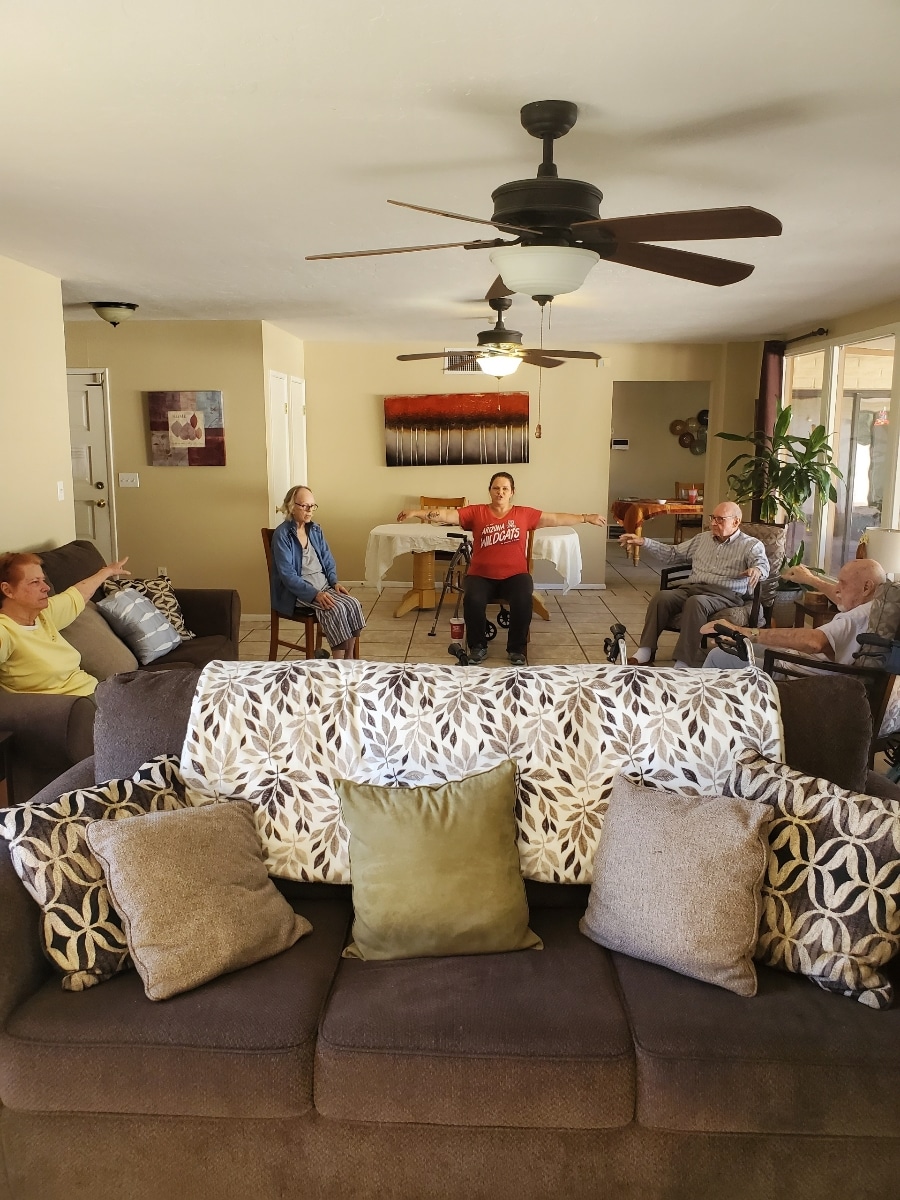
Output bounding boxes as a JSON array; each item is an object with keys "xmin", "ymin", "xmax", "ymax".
[
  {"xmin": 91, "ymin": 302, "xmax": 138, "ymax": 327},
  {"xmin": 477, "ymin": 353, "xmax": 522, "ymax": 378},
  {"xmin": 864, "ymin": 527, "xmax": 900, "ymax": 579},
  {"xmin": 489, "ymin": 245, "xmax": 599, "ymax": 298}
]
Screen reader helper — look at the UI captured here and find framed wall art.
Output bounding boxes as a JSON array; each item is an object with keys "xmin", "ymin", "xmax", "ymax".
[
  {"xmin": 148, "ymin": 390, "xmax": 226, "ymax": 466},
  {"xmin": 384, "ymin": 392, "xmax": 529, "ymax": 467}
]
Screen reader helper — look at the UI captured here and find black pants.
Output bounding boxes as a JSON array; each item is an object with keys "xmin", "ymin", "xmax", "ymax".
[{"xmin": 463, "ymin": 573, "xmax": 533, "ymax": 655}]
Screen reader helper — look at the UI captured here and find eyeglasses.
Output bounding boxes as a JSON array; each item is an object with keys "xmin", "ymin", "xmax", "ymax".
[
  {"xmin": 709, "ymin": 515, "xmax": 735, "ymax": 524},
  {"xmin": 292, "ymin": 502, "xmax": 318, "ymax": 512}
]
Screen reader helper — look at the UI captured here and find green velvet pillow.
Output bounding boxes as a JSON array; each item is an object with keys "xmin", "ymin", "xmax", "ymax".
[{"xmin": 335, "ymin": 761, "xmax": 542, "ymax": 961}]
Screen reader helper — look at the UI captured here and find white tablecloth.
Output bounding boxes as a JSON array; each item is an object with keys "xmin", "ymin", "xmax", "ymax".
[{"xmin": 364, "ymin": 524, "xmax": 583, "ymax": 592}]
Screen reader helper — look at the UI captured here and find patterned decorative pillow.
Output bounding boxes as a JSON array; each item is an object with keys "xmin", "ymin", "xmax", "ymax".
[
  {"xmin": 724, "ymin": 750, "xmax": 900, "ymax": 1008},
  {"xmin": 0, "ymin": 757, "xmax": 188, "ymax": 990},
  {"xmin": 96, "ymin": 589, "xmax": 182, "ymax": 664},
  {"xmin": 103, "ymin": 575, "xmax": 195, "ymax": 641}
]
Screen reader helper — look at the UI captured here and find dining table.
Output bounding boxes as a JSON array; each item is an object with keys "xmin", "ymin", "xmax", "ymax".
[
  {"xmin": 611, "ymin": 499, "xmax": 705, "ymax": 565},
  {"xmin": 364, "ymin": 523, "xmax": 584, "ymax": 618}
]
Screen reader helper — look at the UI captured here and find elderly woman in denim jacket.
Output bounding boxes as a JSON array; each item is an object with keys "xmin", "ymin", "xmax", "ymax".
[{"xmin": 270, "ymin": 486, "xmax": 365, "ymax": 659}]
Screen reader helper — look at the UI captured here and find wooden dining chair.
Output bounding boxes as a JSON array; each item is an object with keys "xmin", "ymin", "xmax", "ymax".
[
  {"xmin": 673, "ymin": 481, "xmax": 704, "ymax": 544},
  {"xmin": 261, "ymin": 528, "xmax": 324, "ymax": 661},
  {"xmin": 421, "ymin": 496, "xmax": 467, "ymax": 572}
]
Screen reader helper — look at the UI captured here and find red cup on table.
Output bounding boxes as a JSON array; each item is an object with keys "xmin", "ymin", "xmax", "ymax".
[
  {"xmin": 449, "ymin": 618, "xmax": 465, "ymax": 642},
  {"xmin": 688, "ymin": 489, "xmax": 698, "ymax": 503}
]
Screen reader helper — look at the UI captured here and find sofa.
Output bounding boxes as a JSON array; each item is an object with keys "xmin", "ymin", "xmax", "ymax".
[
  {"xmin": 1, "ymin": 661, "xmax": 899, "ymax": 1200},
  {"xmin": 0, "ymin": 539, "xmax": 240, "ymax": 802}
]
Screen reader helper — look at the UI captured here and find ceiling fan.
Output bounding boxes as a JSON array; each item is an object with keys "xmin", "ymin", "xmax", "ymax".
[
  {"xmin": 307, "ymin": 99, "xmax": 782, "ymax": 300},
  {"xmin": 396, "ymin": 296, "xmax": 602, "ymax": 377}
]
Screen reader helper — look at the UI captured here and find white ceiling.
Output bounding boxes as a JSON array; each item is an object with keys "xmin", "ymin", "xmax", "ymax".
[{"xmin": 3, "ymin": 0, "xmax": 900, "ymax": 347}]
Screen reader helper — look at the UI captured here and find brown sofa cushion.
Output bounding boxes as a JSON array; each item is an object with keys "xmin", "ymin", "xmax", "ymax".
[
  {"xmin": 93, "ymin": 669, "xmax": 201, "ymax": 782},
  {"xmin": 0, "ymin": 897, "xmax": 351, "ymax": 1117},
  {"xmin": 315, "ymin": 906, "xmax": 635, "ymax": 1129},
  {"xmin": 61, "ymin": 601, "xmax": 139, "ymax": 679},
  {"xmin": 613, "ymin": 951, "xmax": 900, "ymax": 1136},
  {"xmin": 775, "ymin": 675, "xmax": 871, "ymax": 793}
]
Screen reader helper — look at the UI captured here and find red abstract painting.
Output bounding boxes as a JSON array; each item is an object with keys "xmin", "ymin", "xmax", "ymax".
[{"xmin": 384, "ymin": 392, "xmax": 529, "ymax": 467}]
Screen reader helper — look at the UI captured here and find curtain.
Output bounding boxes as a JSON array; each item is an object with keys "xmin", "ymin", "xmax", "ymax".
[{"xmin": 752, "ymin": 340, "xmax": 786, "ymax": 522}]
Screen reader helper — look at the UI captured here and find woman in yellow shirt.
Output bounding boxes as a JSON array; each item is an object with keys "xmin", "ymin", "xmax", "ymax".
[{"xmin": 0, "ymin": 551, "xmax": 130, "ymax": 696}]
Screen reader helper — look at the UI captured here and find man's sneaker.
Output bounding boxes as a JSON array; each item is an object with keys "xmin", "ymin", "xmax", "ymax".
[
  {"xmin": 508, "ymin": 652, "xmax": 527, "ymax": 667},
  {"xmin": 314, "ymin": 648, "xmax": 331, "ymax": 659},
  {"xmin": 468, "ymin": 645, "xmax": 487, "ymax": 664}
]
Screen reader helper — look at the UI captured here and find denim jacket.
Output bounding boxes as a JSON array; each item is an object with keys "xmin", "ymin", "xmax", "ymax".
[{"xmin": 270, "ymin": 519, "xmax": 338, "ymax": 612}]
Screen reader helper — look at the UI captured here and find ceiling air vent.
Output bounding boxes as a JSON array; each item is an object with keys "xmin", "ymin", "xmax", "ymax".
[{"xmin": 442, "ymin": 349, "xmax": 480, "ymax": 375}]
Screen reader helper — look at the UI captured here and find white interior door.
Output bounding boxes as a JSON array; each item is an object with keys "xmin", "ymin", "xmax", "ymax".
[
  {"xmin": 67, "ymin": 369, "xmax": 115, "ymax": 560},
  {"xmin": 266, "ymin": 371, "xmax": 291, "ymax": 522},
  {"xmin": 289, "ymin": 376, "xmax": 308, "ymax": 486}
]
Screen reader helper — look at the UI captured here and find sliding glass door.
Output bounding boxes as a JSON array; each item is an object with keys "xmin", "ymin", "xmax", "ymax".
[{"xmin": 825, "ymin": 336, "xmax": 894, "ymax": 575}]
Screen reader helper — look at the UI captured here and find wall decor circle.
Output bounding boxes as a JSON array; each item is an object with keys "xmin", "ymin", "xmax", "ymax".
[
  {"xmin": 697, "ymin": 409, "xmax": 709, "ymax": 427},
  {"xmin": 669, "ymin": 419, "xmax": 686, "ymax": 435},
  {"xmin": 678, "ymin": 431, "xmax": 695, "ymax": 449}
]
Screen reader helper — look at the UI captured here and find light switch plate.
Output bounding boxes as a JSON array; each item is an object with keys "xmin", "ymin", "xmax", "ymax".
[
  {"xmin": 57, "ymin": 481, "xmax": 65, "ymax": 501},
  {"xmin": 118, "ymin": 472, "xmax": 140, "ymax": 487}
]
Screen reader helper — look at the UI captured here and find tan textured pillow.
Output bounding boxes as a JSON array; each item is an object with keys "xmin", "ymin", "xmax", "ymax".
[
  {"xmin": 336, "ymin": 761, "xmax": 542, "ymax": 961},
  {"xmin": 85, "ymin": 800, "xmax": 311, "ymax": 1000},
  {"xmin": 579, "ymin": 775, "xmax": 769, "ymax": 997}
]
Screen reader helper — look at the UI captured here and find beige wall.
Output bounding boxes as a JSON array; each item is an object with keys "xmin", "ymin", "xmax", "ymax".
[
  {"xmin": 303, "ymin": 341, "xmax": 762, "ymax": 588},
  {"xmin": 64, "ymin": 320, "xmax": 272, "ymax": 611},
  {"xmin": 0, "ymin": 255, "xmax": 73, "ymax": 551},
  {"xmin": 609, "ymin": 381, "xmax": 711, "ymax": 540}
]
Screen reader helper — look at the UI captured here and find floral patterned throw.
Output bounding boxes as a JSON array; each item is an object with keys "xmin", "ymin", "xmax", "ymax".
[{"xmin": 181, "ymin": 661, "xmax": 784, "ymax": 884}]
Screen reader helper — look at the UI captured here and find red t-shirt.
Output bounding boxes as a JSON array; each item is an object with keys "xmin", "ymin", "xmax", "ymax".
[{"xmin": 457, "ymin": 504, "xmax": 542, "ymax": 580}]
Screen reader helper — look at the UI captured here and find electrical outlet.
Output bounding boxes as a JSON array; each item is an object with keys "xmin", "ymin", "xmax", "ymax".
[
  {"xmin": 158, "ymin": 566, "xmax": 168, "ymax": 577},
  {"xmin": 57, "ymin": 481, "xmax": 65, "ymax": 501},
  {"xmin": 118, "ymin": 472, "xmax": 140, "ymax": 487}
]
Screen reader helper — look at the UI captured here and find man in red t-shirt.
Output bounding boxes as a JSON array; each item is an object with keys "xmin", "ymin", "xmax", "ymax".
[{"xmin": 398, "ymin": 472, "xmax": 606, "ymax": 665}]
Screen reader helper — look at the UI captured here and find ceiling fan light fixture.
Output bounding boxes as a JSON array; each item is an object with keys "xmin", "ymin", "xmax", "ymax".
[
  {"xmin": 90, "ymin": 301, "xmax": 138, "ymax": 327},
  {"xmin": 489, "ymin": 245, "xmax": 599, "ymax": 298},
  {"xmin": 476, "ymin": 352, "xmax": 522, "ymax": 377}
]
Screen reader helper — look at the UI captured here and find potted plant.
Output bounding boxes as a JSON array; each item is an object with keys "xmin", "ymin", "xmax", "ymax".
[{"xmin": 716, "ymin": 404, "xmax": 843, "ymax": 526}]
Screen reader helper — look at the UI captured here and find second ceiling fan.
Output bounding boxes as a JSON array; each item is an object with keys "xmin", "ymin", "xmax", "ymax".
[{"xmin": 396, "ymin": 296, "xmax": 602, "ymax": 377}]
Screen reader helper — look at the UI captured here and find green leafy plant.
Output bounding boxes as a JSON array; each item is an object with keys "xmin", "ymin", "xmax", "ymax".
[{"xmin": 717, "ymin": 405, "xmax": 843, "ymax": 524}]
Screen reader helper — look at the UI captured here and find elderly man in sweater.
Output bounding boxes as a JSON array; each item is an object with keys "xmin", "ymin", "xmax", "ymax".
[{"xmin": 620, "ymin": 501, "xmax": 769, "ymax": 668}]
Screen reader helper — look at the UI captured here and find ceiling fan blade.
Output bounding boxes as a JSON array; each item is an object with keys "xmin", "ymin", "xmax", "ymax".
[
  {"xmin": 572, "ymin": 206, "xmax": 782, "ymax": 241},
  {"xmin": 522, "ymin": 353, "xmax": 565, "ymax": 369},
  {"xmin": 307, "ymin": 238, "xmax": 504, "ymax": 260},
  {"xmin": 388, "ymin": 199, "xmax": 537, "ymax": 237},
  {"xmin": 526, "ymin": 349, "xmax": 603, "ymax": 361},
  {"xmin": 586, "ymin": 239, "xmax": 755, "ymax": 286},
  {"xmin": 486, "ymin": 275, "xmax": 514, "ymax": 301},
  {"xmin": 396, "ymin": 352, "xmax": 456, "ymax": 362}
]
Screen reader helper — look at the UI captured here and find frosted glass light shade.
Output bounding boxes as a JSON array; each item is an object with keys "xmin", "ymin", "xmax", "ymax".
[
  {"xmin": 477, "ymin": 353, "xmax": 522, "ymax": 377},
  {"xmin": 864, "ymin": 527, "xmax": 900, "ymax": 579},
  {"xmin": 91, "ymin": 302, "xmax": 138, "ymax": 326},
  {"xmin": 489, "ymin": 245, "xmax": 599, "ymax": 297}
]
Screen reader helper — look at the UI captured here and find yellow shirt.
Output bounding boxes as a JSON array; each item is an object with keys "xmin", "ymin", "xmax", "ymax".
[{"xmin": 0, "ymin": 587, "xmax": 98, "ymax": 696}]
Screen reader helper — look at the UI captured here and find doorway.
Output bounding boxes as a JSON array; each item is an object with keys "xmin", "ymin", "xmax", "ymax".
[{"xmin": 66, "ymin": 369, "xmax": 116, "ymax": 561}]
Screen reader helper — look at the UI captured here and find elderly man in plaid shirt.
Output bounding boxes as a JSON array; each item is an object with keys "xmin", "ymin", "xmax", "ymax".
[{"xmin": 619, "ymin": 501, "xmax": 769, "ymax": 668}]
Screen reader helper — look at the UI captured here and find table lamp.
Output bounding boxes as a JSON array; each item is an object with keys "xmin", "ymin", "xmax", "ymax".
[{"xmin": 863, "ymin": 527, "xmax": 900, "ymax": 580}]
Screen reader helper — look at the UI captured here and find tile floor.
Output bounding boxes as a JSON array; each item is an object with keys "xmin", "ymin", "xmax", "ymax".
[{"xmin": 240, "ymin": 543, "xmax": 683, "ymax": 666}]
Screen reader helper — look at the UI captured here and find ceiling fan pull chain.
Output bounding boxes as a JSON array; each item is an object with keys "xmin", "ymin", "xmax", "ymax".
[{"xmin": 535, "ymin": 305, "xmax": 545, "ymax": 439}]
